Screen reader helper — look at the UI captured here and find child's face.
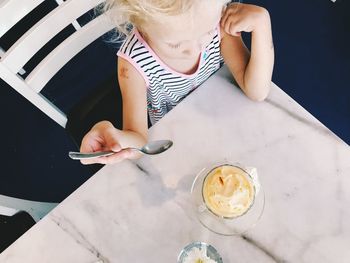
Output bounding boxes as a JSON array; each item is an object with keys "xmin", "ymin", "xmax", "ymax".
[{"xmin": 142, "ymin": 1, "xmax": 224, "ymax": 60}]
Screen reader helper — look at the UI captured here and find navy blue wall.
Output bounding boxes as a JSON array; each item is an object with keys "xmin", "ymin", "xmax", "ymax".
[{"xmin": 250, "ymin": 0, "xmax": 350, "ymax": 142}]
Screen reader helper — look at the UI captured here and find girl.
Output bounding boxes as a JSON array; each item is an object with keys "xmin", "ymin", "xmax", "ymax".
[{"xmin": 80, "ymin": 0, "xmax": 274, "ymax": 164}]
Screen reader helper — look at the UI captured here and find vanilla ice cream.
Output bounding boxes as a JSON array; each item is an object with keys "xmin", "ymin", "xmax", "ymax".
[{"xmin": 202, "ymin": 165, "xmax": 255, "ymax": 218}]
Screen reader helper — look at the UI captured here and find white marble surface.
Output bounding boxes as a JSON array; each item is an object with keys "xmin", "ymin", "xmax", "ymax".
[{"xmin": 1, "ymin": 66, "xmax": 349, "ymax": 263}]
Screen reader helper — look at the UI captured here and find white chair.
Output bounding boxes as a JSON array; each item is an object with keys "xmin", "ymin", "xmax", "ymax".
[{"xmin": 0, "ymin": 0, "xmax": 115, "ymax": 221}]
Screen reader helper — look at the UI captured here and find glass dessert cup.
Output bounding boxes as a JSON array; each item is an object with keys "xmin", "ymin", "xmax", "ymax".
[
  {"xmin": 191, "ymin": 162, "xmax": 265, "ymax": 236},
  {"xmin": 177, "ymin": 241, "xmax": 223, "ymax": 263}
]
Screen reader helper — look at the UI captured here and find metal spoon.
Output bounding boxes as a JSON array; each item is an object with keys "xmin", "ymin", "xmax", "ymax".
[{"xmin": 68, "ymin": 140, "xmax": 173, "ymax": 160}]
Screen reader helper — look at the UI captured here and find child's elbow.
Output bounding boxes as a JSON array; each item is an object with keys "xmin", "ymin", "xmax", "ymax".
[
  {"xmin": 249, "ymin": 93, "xmax": 268, "ymax": 102},
  {"xmin": 241, "ymin": 80, "xmax": 271, "ymax": 102},
  {"xmin": 245, "ymin": 88, "xmax": 270, "ymax": 102}
]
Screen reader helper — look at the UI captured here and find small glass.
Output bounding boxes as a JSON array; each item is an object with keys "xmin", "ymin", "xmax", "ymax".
[
  {"xmin": 191, "ymin": 162, "xmax": 265, "ymax": 235},
  {"xmin": 177, "ymin": 242, "xmax": 223, "ymax": 263}
]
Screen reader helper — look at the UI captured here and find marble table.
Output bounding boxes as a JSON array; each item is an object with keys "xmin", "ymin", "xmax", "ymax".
[{"xmin": 1, "ymin": 66, "xmax": 349, "ymax": 263}]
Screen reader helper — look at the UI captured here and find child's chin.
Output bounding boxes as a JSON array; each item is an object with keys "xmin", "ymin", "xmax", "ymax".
[{"xmin": 180, "ymin": 53, "xmax": 201, "ymax": 60}]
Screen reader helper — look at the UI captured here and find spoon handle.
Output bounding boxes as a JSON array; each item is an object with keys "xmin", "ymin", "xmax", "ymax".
[
  {"xmin": 68, "ymin": 139, "xmax": 172, "ymax": 160},
  {"xmin": 68, "ymin": 151, "xmax": 115, "ymax": 160}
]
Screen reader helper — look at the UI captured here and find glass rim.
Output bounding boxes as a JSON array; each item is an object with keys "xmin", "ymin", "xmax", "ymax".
[{"xmin": 177, "ymin": 241, "xmax": 223, "ymax": 263}]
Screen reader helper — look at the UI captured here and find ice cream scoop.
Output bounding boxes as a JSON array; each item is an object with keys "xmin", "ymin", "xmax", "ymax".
[{"xmin": 202, "ymin": 165, "xmax": 255, "ymax": 218}]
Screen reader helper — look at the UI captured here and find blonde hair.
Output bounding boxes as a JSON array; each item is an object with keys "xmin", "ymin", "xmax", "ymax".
[
  {"xmin": 97, "ymin": 0, "xmax": 230, "ymax": 42},
  {"xmin": 97, "ymin": 0, "xmax": 198, "ymax": 41}
]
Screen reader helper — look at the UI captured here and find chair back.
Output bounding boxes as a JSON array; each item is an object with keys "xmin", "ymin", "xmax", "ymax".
[{"xmin": 0, "ymin": 0, "xmax": 115, "ymax": 127}]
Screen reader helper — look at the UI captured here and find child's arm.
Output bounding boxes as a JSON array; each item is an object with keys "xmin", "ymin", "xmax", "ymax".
[
  {"xmin": 79, "ymin": 57, "xmax": 148, "ymax": 165},
  {"xmin": 117, "ymin": 56, "xmax": 148, "ymax": 146},
  {"xmin": 220, "ymin": 3, "xmax": 274, "ymax": 101}
]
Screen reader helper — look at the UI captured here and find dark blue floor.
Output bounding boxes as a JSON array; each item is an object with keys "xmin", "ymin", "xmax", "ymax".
[
  {"xmin": 0, "ymin": 36, "xmax": 119, "ymax": 202},
  {"xmin": 0, "ymin": 1, "xmax": 120, "ymax": 202},
  {"xmin": 0, "ymin": 0, "xmax": 349, "ymax": 203}
]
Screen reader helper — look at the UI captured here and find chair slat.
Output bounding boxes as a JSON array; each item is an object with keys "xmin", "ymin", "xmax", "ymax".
[
  {"xmin": 0, "ymin": 0, "xmax": 45, "ymax": 38},
  {"xmin": 0, "ymin": 194, "xmax": 57, "ymax": 222},
  {"xmin": 1, "ymin": 0, "xmax": 104, "ymax": 74},
  {"xmin": 0, "ymin": 63, "xmax": 68, "ymax": 127},
  {"xmin": 26, "ymin": 13, "xmax": 114, "ymax": 93}
]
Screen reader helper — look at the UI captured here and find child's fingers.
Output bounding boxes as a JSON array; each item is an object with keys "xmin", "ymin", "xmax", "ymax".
[
  {"xmin": 220, "ymin": 12, "xmax": 228, "ymax": 28},
  {"xmin": 223, "ymin": 16, "xmax": 245, "ymax": 37},
  {"xmin": 79, "ymin": 154, "xmax": 112, "ymax": 165},
  {"xmin": 103, "ymin": 149, "xmax": 131, "ymax": 164},
  {"xmin": 80, "ymin": 149, "xmax": 130, "ymax": 165},
  {"xmin": 103, "ymin": 129, "xmax": 122, "ymax": 152},
  {"xmin": 125, "ymin": 148, "xmax": 143, "ymax": 160},
  {"xmin": 80, "ymin": 157, "xmax": 100, "ymax": 165},
  {"xmin": 80, "ymin": 131, "xmax": 103, "ymax": 153},
  {"xmin": 221, "ymin": 12, "xmax": 240, "ymax": 36},
  {"xmin": 221, "ymin": 2, "xmax": 241, "ymax": 26},
  {"xmin": 228, "ymin": 24, "xmax": 242, "ymax": 37},
  {"xmin": 224, "ymin": 20, "xmax": 237, "ymax": 37},
  {"xmin": 224, "ymin": 19, "xmax": 232, "ymax": 35},
  {"xmin": 220, "ymin": 5, "xmax": 232, "ymax": 27}
]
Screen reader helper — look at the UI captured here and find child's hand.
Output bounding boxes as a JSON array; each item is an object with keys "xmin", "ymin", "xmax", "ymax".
[
  {"xmin": 221, "ymin": 3, "xmax": 270, "ymax": 37},
  {"xmin": 79, "ymin": 121, "xmax": 133, "ymax": 165}
]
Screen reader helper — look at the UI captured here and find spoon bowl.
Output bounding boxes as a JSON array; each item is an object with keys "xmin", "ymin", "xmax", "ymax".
[
  {"xmin": 69, "ymin": 140, "xmax": 173, "ymax": 160},
  {"xmin": 140, "ymin": 140, "xmax": 173, "ymax": 155}
]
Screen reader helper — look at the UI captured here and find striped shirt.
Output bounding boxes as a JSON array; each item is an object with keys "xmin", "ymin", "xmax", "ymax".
[{"xmin": 117, "ymin": 26, "xmax": 224, "ymax": 125}]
